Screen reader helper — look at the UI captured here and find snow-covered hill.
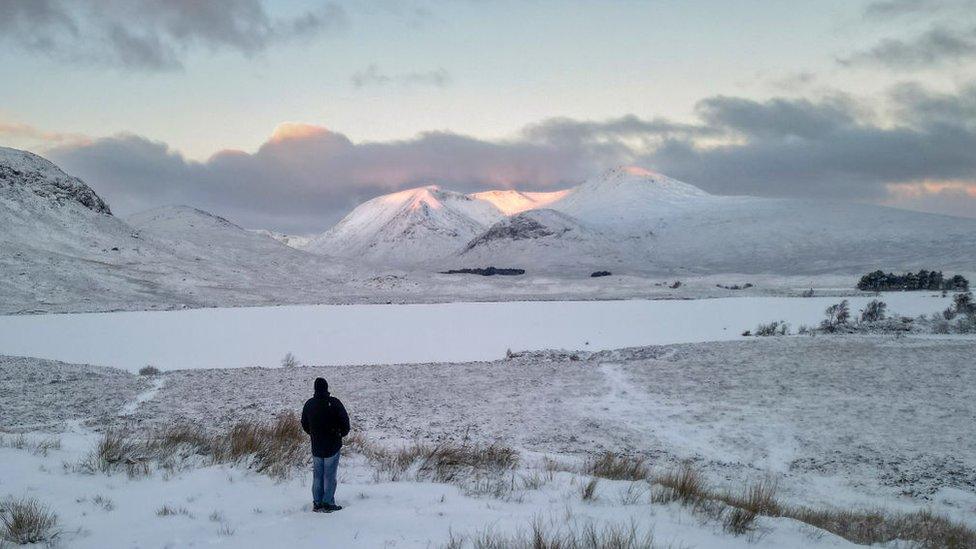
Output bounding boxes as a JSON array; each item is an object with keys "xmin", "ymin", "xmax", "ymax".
[
  {"xmin": 303, "ymin": 185, "xmax": 505, "ymax": 265},
  {"xmin": 0, "ymin": 148, "xmax": 356, "ymax": 314},
  {"xmin": 303, "ymin": 165, "xmax": 976, "ymax": 274},
  {"xmin": 247, "ymin": 229, "xmax": 311, "ymax": 249},
  {"xmin": 549, "ymin": 166, "xmax": 713, "ymax": 232}
]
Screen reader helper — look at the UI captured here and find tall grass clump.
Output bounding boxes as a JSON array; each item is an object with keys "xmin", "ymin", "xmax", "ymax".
[
  {"xmin": 584, "ymin": 452, "xmax": 648, "ymax": 481},
  {"xmin": 653, "ymin": 463, "xmax": 706, "ymax": 506},
  {"xmin": 447, "ymin": 520, "xmax": 658, "ymax": 549},
  {"xmin": 0, "ymin": 497, "xmax": 59, "ymax": 545}
]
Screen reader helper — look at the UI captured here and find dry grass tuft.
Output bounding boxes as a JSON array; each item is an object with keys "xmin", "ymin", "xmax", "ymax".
[
  {"xmin": 653, "ymin": 463, "xmax": 706, "ymax": 506},
  {"xmin": 783, "ymin": 506, "xmax": 976, "ymax": 548},
  {"xmin": 156, "ymin": 504, "xmax": 192, "ymax": 518},
  {"xmin": 213, "ymin": 412, "xmax": 306, "ymax": 478},
  {"xmin": 449, "ymin": 520, "xmax": 658, "ymax": 548},
  {"xmin": 0, "ymin": 434, "xmax": 61, "ymax": 457},
  {"xmin": 78, "ymin": 430, "xmax": 149, "ymax": 477},
  {"xmin": 584, "ymin": 452, "xmax": 649, "ymax": 481},
  {"xmin": 0, "ymin": 497, "xmax": 59, "ymax": 545},
  {"xmin": 722, "ymin": 507, "xmax": 758, "ymax": 536},
  {"xmin": 720, "ymin": 478, "xmax": 780, "ymax": 516},
  {"xmin": 417, "ymin": 443, "xmax": 519, "ymax": 484},
  {"xmin": 580, "ymin": 478, "xmax": 599, "ymax": 501}
]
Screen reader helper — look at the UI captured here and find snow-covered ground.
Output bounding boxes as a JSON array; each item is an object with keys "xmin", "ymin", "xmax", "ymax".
[
  {"xmin": 2, "ymin": 335, "xmax": 974, "ymax": 548},
  {"xmin": 0, "ymin": 293, "xmax": 956, "ymax": 371}
]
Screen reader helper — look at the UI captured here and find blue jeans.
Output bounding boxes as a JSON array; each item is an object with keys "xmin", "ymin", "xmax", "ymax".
[{"xmin": 312, "ymin": 453, "xmax": 340, "ymax": 505}]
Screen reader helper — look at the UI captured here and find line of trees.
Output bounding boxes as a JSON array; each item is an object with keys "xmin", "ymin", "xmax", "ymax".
[{"xmin": 856, "ymin": 270, "xmax": 969, "ymax": 292}]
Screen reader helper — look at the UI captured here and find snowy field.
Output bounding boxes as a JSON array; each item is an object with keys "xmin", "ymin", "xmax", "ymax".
[
  {"xmin": 0, "ymin": 293, "xmax": 955, "ymax": 371},
  {"xmin": 2, "ymin": 335, "xmax": 975, "ymax": 548}
]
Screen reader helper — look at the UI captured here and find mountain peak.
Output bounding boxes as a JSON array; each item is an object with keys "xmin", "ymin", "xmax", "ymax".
[{"xmin": 0, "ymin": 146, "xmax": 111, "ymax": 214}]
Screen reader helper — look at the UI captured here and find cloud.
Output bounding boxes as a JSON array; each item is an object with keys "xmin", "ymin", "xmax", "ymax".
[
  {"xmin": 0, "ymin": 0, "xmax": 347, "ymax": 71},
  {"xmin": 841, "ymin": 25, "xmax": 976, "ymax": 69},
  {"xmin": 41, "ymin": 81, "xmax": 976, "ymax": 233},
  {"xmin": 884, "ymin": 180, "xmax": 976, "ymax": 218},
  {"xmin": 0, "ymin": 119, "xmax": 92, "ymax": 149},
  {"xmin": 351, "ymin": 64, "xmax": 451, "ymax": 89},
  {"xmin": 863, "ymin": 0, "xmax": 976, "ymax": 19},
  {"xmin": 46, "ymin": 123, "xmax": 590, "ymax": 233}
]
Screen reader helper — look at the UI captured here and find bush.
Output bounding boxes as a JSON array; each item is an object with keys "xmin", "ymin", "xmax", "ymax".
[
  {"xmin": 590, "ymin": 271, "xmax": 612, "ymax": 278},
  {"xmin": 754, "ymin": 320, "xmax": 789, "ymax": 336},
  {"xmin": 820, "ymin": 300, "xmax": 850, "ymax": 332},
  {"xmin": 139, "ymin": 365, "xmax": 161, "ymax": 376},
  {"xmin": 280, "ymin": 352, "xmax": 300, "ymax": 368},
  {"xmin": 0, "ymin": 497, "xmax": 59, "ymax": 545},
  {"xmin": 860, "ymin": 299, "xmax": 887, "ymax": 322},
  {"xmin": 954, "ymin": 292, "xmax": 974, "ymax": 315}
]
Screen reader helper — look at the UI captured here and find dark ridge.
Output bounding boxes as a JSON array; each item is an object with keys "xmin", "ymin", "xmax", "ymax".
[{"xmin": 440, "ymin": 267, "xmax": 525, "ymax": 276}]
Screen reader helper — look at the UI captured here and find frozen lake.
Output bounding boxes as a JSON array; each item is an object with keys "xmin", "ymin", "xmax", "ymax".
[{"xmin": 0, "ymin": 294, "xmax": 954, "ymax": 371}]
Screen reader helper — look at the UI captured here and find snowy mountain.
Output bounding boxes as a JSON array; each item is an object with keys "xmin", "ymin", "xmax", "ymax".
[
  {"xmin": 468, "ymin": 189, "xmax": 569, "ymax": 215},
  {"xmin": 303, "ymin": 185, "xmax": 505, "ymax": 265},
  {"xmin": 303, "ymin": 166, "xmax": 976, "ymax": 275},
  {"xmin": 549, "ymin": 166, "xmax": 713, "ymax": 231},
  {"xmin": 0, "ymin": 148, "xmax": 353, "ymax": 314}
]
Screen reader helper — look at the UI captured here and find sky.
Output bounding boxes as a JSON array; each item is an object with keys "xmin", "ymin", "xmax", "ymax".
[{"xmin": 1, "ymin": 0, "xmax": 975, "ymax": 233}]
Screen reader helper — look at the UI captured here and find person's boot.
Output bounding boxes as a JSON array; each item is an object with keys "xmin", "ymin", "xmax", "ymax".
[
  {"xmin": 313, "ymin": 502, "xmax": 329, "ymax": 513},
  {"xmin": 324, "ymin": 503, "xmax": 343, "ymax": 512}
]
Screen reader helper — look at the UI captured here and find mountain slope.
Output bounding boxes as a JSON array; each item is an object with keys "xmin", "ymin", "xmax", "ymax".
[
  {"xmin": 468, "ymin": 189, "xmax": 569, "ymax": 215},
  {"xmin": 548, "ymin": 166, "xmax": 714, "ymax": 231},
  {"xmin": 303, "ymin": 186, "xmax": 505, "ymax": 265},
  {"xmin": 457, "ymin": 209, "xmax": 637, "ymax": 270},
  {"xmin": 0, "ymin": 148, "xmax": 355, "ymax": 314}
]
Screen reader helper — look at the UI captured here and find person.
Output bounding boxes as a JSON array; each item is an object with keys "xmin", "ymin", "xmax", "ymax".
[{"xmin": 301, "ymin": 377, "xmax": 351, "ymax": 513}]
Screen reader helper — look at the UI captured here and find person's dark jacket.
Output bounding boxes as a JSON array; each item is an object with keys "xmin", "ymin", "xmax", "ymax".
[{"xmin": 301, "ymin": 380, "xmax": 350, "ymax": 458}]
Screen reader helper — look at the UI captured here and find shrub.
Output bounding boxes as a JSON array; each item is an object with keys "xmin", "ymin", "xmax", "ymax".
[
  {"xmin": 860, "ymin": 299, "xmax": 887, "ymax": 322},
  {"xmin": 139, "ymin": 365, "xmax": 161, "ymax": 376},
  {"xmin": 801, "ymin": 288, "xmax": 815, "ymax": 297},
  {"xmin": 280, "ymin": 352, "xmax": 300, "ymax": 368},
  {"xmin": 820, "ymin": 300, "xmax": 850, "ymax": 332},
  {"xmin": 584, "ymin": 452, "xmax": 648, "ymax": 481},
  {"xmin": 754, "ymin": 320, "xmax": 789, "ymax": 336},
  {"xmin": 0, "ymin": 497, "xmax": 59, "ymax": 545},
  {"xmin": 954, "ymin": 292, "xmax": 974, "ymax": 315}
]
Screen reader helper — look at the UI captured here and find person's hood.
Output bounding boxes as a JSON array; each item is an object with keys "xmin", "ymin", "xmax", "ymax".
[{"xmin": 313, "ymin": 377, "xmax": 329, "ymax": 398}]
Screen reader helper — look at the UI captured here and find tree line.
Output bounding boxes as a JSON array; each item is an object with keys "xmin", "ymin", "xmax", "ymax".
[{"xmin": 856, "ymin": 270, "xmax": 969, "ymax": 292}]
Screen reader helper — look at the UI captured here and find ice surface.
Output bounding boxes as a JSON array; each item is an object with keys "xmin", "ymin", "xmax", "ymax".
[{"xmin": 0, "ymin": 293, "xmax": 956, "ymax": 371}]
